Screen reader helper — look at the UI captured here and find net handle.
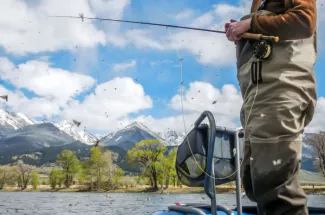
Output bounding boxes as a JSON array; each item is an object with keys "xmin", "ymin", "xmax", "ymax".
[{"xmin": 194, "ymin": 111, "xmax": 217, "ymax": 215}]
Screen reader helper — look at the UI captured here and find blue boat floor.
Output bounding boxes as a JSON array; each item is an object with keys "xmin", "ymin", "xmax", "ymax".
[
  {"xmin": 154, "ymin": 207, "xmax": 325, "ymax": 215},
  {"xmin": 153, "ymin": 210, "xmax": 254, "ymax": 215}
]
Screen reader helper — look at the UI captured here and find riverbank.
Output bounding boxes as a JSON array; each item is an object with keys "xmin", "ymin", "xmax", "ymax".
[{"xmin": 2, "ymin": 185, "xmax": 325, "ymax": 195}]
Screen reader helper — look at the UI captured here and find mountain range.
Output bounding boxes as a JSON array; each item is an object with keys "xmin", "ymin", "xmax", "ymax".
[
  {"xmin": 0, "ymin": 108, "xmax": 184, "ymax": 167},
  {"xmin": 0, "ymin": 108, "xmax": 320, "ymax": 174}
]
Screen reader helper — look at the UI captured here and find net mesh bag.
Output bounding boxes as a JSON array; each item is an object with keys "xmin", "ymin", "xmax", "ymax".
[{"xmin": 175, "ymin": 124, "xmax": 243, "ymax": 187}]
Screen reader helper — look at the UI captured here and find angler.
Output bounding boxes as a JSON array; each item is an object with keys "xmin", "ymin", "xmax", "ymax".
[{"xmin": 226, "ymin": 0, "xmax": 318, "ymax": 214}]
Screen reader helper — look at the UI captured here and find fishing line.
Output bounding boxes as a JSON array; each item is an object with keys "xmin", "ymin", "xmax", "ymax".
[
  {"xmin": 167, "ymin": 26, "xmax": 259, "ymax": 180},
  {"xmin": 49, "ymin": 13, "xmax": 261, "ymax": 178}
]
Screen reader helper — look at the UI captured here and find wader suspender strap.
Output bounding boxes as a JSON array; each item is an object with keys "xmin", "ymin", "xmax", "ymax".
[{"xmin": 251, "ymin": 60, "xmax": 263, "ymax": 84}]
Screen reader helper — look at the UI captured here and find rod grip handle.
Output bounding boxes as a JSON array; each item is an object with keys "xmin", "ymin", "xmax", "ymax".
[{"xmin": 242, "ymin": 32, "xmax": 279, "ymax": 42}]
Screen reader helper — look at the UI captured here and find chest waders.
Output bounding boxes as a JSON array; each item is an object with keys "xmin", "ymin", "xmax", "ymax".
[{"xmin": 236, "ymin": 10, "xmax": 317, "ymax": 215}]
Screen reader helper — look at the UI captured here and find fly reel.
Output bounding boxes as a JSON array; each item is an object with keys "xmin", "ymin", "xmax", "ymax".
[{"xmin": 252, "ymin": 40, "xmax": 273, "ymax": 60}]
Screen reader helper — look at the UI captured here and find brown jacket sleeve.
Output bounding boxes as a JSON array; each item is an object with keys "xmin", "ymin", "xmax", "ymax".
[{"xmin": 250, "ymin": 0, "xmax": 317, "ymax": 40}]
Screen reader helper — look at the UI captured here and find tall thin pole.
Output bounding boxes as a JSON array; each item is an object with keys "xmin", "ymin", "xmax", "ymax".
[{"xmin": 235, "ymin": 130, "xmax": 243, "ymax": 215}]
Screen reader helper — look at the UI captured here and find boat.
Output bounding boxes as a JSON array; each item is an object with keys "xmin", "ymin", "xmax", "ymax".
[{"xmin": 153, "ymin": 111, "xmax": 325, "ymax": 215}]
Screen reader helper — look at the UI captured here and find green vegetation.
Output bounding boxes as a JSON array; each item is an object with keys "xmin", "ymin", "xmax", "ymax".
[
  {"xmin": 0, "ymin": 138, "xmax": 324, "ymax": 193},
  {"xmin": 127, "ymin": 139, "xmax": 169, "ymax": 190},
  {"xmin": 56, "ymin": 150, "xmax": 80, "ymax": 188},
  {"xmin": 113, "ymin": 168, "xmax": 124, "ymax": 186},
  {"xmin": 49, "ymin": 167, "xmax": 64, "ymax": 189},
  {"xmin": 31, "ymin": 172, "xmax": 39, "ymax": 190}
]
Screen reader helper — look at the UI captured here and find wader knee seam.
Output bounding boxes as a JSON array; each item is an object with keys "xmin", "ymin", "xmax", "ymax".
[{"xmin": 248, "ymin": 134, "xmax": 302, "ymax": 144}]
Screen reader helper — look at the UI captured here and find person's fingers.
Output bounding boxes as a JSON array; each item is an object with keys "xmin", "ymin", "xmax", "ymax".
[
  {"xmin": 228, "ymin": 32, "xmax": 234, "ymax": 41},
  {"xmin": 228, "ymin": 22, "xmax": 241, "ymax": 42},
  {"xmin": 225, "ymin": 23, "xmax": 230, "ymax": 33},
  {"xmin": 237, "ymin": 33, "xmax": 244, "ymax": 40},
  {"xmin": 226, "ymin": 29, "xmax": 231, "ymax": 41},
  {"xmin": 228, "ymin": 26, "xmax": 237, "ymax": 40},
  {"xmin": 231, "ymin": 28, "xmax": 240, "ymax": 41},
  {"xmin": 229, "ymin": 22, "xmax": 244, "ymax": 41},
  {"xmin": 227, "ymin": 30, "xmax": 235, "ymax": 41},
  {"xmin": 225, "ymin": 23, "xmax": 230, "ymax": 30},
  {"xmin": 234, "ymin": 34, "xmax": 240, "ymax": 41}
]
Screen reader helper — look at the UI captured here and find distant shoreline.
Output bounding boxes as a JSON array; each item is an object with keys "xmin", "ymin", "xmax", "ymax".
[{"xmin": 1, "ymin": 185, "xmax": 325, "ymax": 195}]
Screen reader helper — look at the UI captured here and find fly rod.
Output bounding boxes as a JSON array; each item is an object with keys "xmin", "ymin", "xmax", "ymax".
[{"xmin": 48, "ymin": 14, "xmax": 279, "ymax": 42}]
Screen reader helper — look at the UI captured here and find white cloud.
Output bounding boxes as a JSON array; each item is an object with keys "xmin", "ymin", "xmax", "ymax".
[
  {"xmin": 169, "ymin": 82, "xmax": 242, "ymax": 118},
  {"xmin": 60, "ymin": 77, "xmax": 153, "ymax": 131},
  {"xmin": 106, "ymin": 34, "xmax": 129, "ymax": 47},
  {"xmin": 0, "ymin": 0, "xmax": 249, "ymax": 66},
  {"xmin": 0, "ymin": 0, "xmax": 324, "ymax": 136},
  {"xmin": 162, "ymin": 0, "xmax": 251, "ymax": 66},
  {"xmin": 0, "ymin": 0, "xmax": 106, "ymax": 55},
  {"xmin": 133, "ymin": 112, "xmax": 238, "ymax": 134},
  {"xmin": 0, "ymin": 57, "xmax": 96, "ymax": 103},
  {"xmin": 109, "ymin": 82, "xmax": 243, "ymax": 134},
  {"xmin": 73, "ymin": 47, "xmax": 99, "ymax": 75},
  {"xmin": 190, "ymin": 12, "xmax": 215, "ymax": 28},
  {"xmin": 89, "ymin": 0, "xmax": 130, "ymax": 18},
  {"xmin": 165, "ymin": 30, "xmax": 237, "ymax": 66},
  {"xmin": 1, "ymin": 76, "xmax": 153, "ymax": 132},
  {"xmin": 108, "ymin": 0, "xmax": 250, "ymax": 67},
  {"xmin": 212, "ymin": 3, "xmax": 248, "ymax": 20},
  {"xmin": 113, "ymin": 60, "xmax": 137, "ymax": 72},
  {"xmin": 89, "ymin": 0, "xmax": 131, "ymax": 47},
  {"xmin": 103, "ymin": 28, "xmax": 166, "ymax": 50},
  {"xmin": 174, "ymin": 9, "xmax": 194, "ymax": 21},
  {"xmin": 0, "ymin": 85, "xmax": 61, "ymax": 118},
  {"xmin": 113, "ymin": 82, "xmax": 243, "ymax": 134},
  {"xmin": 125, "ymin": 29, "xmax": 165, "ymax": 50}
]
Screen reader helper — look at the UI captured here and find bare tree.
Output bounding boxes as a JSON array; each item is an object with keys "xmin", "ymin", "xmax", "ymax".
[
  {"xmin": 16, "ymin": 160, "xmax": 35, "ymax": 190},
  {"xmin": 305, "ymin": 132, "xmax": 325, "ymax": 177}
]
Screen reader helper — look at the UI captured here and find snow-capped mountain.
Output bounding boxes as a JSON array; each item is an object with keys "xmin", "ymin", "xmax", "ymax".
[
  {"xmin": 98, "ymin": 132, "xmax": 114, "ymax": 143},
  {"xmin": 157, "ymin": 130, "xmax": 186, "ymax": 146},
  {"xmin": 53, "ymin": 120, "xmax": 98, "ymax": 145},
  {"xmin": 0, "ymin": 109, "xmax": 35, "ymax": 138},
  {"xmin": 0, "ymin": 109, "xmax": 35, "ymax": 130},
  {"xmin": 123, "ymin": 121, "xmax": 164, "ymax": 141},
  {"xmin": 100, "ymin": 121, "xmax": 166, "ymax": 150},
  {"xmin": 99, "ymin": 121, "xmax": 187, "ymax": 149}
]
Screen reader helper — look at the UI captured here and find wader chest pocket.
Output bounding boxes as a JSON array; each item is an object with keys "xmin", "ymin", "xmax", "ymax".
[{"xmin": 251, "ymin": 61, "xmax": 263, "ymax": 84}]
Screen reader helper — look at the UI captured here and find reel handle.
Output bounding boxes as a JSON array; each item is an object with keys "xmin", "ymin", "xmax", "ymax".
[{"xmin": 242, "ymin": 33, "xmax": 279, "ymax": 43}]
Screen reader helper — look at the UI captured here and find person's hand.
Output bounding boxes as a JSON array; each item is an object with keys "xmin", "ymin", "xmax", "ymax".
[
  {"xmin": 225, "ymin": 18, "xmax": 252, "ymax": 41},
  {"xmin": 225, "ymin": 19, "xmax": 237, "ymax": 41}
]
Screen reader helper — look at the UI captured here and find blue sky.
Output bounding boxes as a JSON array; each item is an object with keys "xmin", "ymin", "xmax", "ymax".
[{"xmin": 0, "ymin": 0, "xmax": 324, "ymax": 135}]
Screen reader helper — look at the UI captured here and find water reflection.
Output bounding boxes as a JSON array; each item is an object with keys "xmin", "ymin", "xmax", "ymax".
[{"xmin": 0, "ymin": 192, "xmax": 324, "ymax": 215}]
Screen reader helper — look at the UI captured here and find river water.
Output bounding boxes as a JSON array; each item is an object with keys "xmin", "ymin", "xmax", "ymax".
[{"xmin": 0, "ymin": 192, "xmax": 324, "ymax": 214}]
